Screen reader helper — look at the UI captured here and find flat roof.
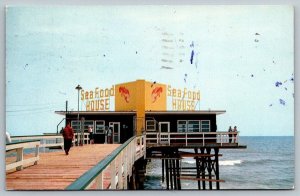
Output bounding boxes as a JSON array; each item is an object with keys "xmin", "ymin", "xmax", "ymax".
[
  {"xmin": 146, "ymin": 110, "xmax": 226, "ymax": 115},
  {"xmin": 55, "ymin": 111, "xmax": 137, "ymax": 115},
  {"xmin": 55, "ymin": 110, "xmax": 226, "ymax": 115}
]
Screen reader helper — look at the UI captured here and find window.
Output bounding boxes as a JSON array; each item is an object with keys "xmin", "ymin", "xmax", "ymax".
[
  {"xmin": 84, "ymin": 120, "xmax": 94, "ymax": 132},
  {"xmin": 71, "ymin": 120, "xmax": 95, "ymax": 133},
  {"xmin": 177, "ymin": 120, "xmax": 187, "ymax": 132},
  {"xmin": 188, "ymin": 120, "xmax": 200, "ymax": 132},
  {"xmin": 95, "ymin": 121, "xmax": 105, "ymax": 134},
  {"xmin": 146, "ymin": 120, "xmax": 156, "ymax": 131},
  {"xmin": 201, "ymin": 120, "xmax": 210, "ymax": 132},
  {"xmin": 71, "ymin": 121, "xmax": 81, "ymax": 132}
]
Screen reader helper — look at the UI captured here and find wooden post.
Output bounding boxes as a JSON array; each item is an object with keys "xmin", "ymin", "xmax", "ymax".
[
  {"xmin": 110, "ymin": 160, "xmax": 116, "ymax": 189},
  {"xmin": 16, "ymin": 147, "xmax": 24, "ymax": 171},
  {"xmin": 214, "ymin": 148, "xmax": 220, "ymax": 190},
  {"xmin": 194, "ymin": 148, "xmax": 200, "ymax": 189},
  {"xmin": 165, "ymin": 159, "xmax": 169, "ymax": 190},
  {"xmin": 128, "ymin": 145, "xmax": 132, "ymax": 177},
  {"xmin": 132, "ymin": 140, "xmax": 135, "ymax": 165},
  {"xmin": 131, "ymin": 166, "xmax": 136, "ymax": 190},
  {"xmin": 207, "ymin": 148, "xmax": 213, "ymax": 190},
  {"xmin": 185, "ymin": 132, "xmax": 187, "ymax": 146},
  {"xmin": 172, "ymin": 159, "xmax": 177, "ymax": 190},
  {"xmin": 162, "ymin": 159, "xmax": 165, "ymax": 182},
  {"xmin": 201, "ymin": 148, "xmax": 206, "ymax": 190},
  {"xmin": 195, "ymin": 157, "xmax": 201, "ymax": 190},
  {"xmin": 34, "ymin": 144, "xmax": 39, "ymax": 165},
  {"xmin": 95, "ymin": 173, "xmax": 103, "ymax": 189},
  {"xmin": 169, "ymin": 159, "xmax": 173, "ymax": 189},
  {"xmin": 176, "ymin": 159, "xmax": 181, "ymax": 190},
  {"xmin": 124, "ymin": 147, "xmax": 128, "ymax": 189},
  {"xmin": 118, "ymin": 153, "xmax": 123, "ymax": 189}
]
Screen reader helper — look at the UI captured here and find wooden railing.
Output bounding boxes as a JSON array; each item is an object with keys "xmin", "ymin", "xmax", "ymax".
[
  {"xmin": 66, "ymin": 135, "xmax": 146, "ymax": 190},
  {"xmin": 146, "ymin": 131, "xmax": 239, "ymax": 146},
  {"xmin": 74, "ymin": 132, "xmax": 90, "ymax": 145},
  {"xmin": 11, "ymin": 135, "xmax": 64, "ymax": 149},
  {"xmin": 6, "ymin": 140, "xmax": 40, "ymax": 172}
]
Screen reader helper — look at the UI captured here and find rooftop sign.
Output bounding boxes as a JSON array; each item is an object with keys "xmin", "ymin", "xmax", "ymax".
[{"xmin": 80, "ymin": 80, "xmax": 200, "ymax": 112}]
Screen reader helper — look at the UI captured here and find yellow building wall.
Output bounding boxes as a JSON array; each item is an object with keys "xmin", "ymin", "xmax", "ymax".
[
  {"xmin": 135, "ymin": 80, "xmax": 146, "ymax": 135},
  {"xmin": 144, "ymin": 81, "xmax": 167, "ymax": 111},
  {"xmin": 115, "ymin": 80, "xmax": 167, "ymax": 111},
  {"xmin": 115, "ymin": 81, "xmax": 137, "ymax": 111},
  {"xmin": 115, "ymin": 80, "xmax": 167, "ymax": 135}
]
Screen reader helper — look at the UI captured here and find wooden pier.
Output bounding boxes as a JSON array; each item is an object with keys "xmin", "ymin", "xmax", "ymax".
[
  {"xmin": 6, "ymin": 135, "xmax": 146, "ymax": 190},
  {"xmin": 6, "ymin": 132, "xmax": 246, "ymax": 190},
  {"xmin": 6, "ymin": 144, "xmax": 119, "ymax": 190}
]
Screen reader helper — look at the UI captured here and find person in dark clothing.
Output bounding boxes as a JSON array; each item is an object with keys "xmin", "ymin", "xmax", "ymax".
[
  {"xmin": 233, "ymin": 126, "xmax": 238, "ymax": 143},
  {"xmin": 63, "ymin": 122, "xmax": 74, "ymax": 155},
  {"xmin": 228, "ymin": 126, "xmax": 233, "ymax": 143},
  {"xmin": 60, "ymin": 127, "xmax": 64, "ymax": 134},
  {"xmin": 88, "ymin": 126, "xmax": 94, "ymax": 144},
  {"xmin": 108, "ymin": 127, "xmax": 113, "ymax": 144}
]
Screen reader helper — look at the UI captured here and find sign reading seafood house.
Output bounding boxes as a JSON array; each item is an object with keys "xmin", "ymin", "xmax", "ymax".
[
  {"xmin": 80, "ymin": 81, "xmax": 200, "ymax": 111},
  {"xmin": 167, "ymin": 85, "xmax": 200, "ymax": 111},
  {"xmin": 81, "ymin": 86, "xmax": 115, "ymax": 111}
]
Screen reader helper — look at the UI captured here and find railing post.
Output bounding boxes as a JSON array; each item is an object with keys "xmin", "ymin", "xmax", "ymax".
[
  {"xmin": 77, "ymin": 133, "xmax": 80, "ymax": 146},
  {"xmin": 118, "ymin": 152, "xmax": 123, "ymax": 189},
  {"xmin": 34, "ymin": 143, "xmax": 39, "ymax": 165},
  {"xmin": 128, "ymin": 143, "xmax": 132, "ymax": 177},
  {"xmin": 133, "ymin": 138, "xmax": 136, "ymax": 162},
  {"xmin": 143, "ymin": 135, "xmax": 146, "ymax": 159},
  {"xmin": 220, "ymin": 134, "xmax": 223, "ymax": 146},
  {"xmin": 136, "ymin": 137, "xmax": 140, "ymax": 158},
  {"xmin": 110, "ymin": 160, "xmax": 116, "ymax": 189},
  {"xmin": 95, "ymin": 172, "xmax": 103, "ymax": 189},
  {"xmin": 16, "ymin": 148, "xmax": 24, "ymax": 171},
  {"xmin": 124, "ymin": 146, "xmax": 128, "ymax": 189},
  {"xmin": 186, "ymin": 132, "xmax": 187, "ymax": 146}
]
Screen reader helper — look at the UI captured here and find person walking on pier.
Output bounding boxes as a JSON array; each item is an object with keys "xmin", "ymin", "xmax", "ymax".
[
  {"xmin": 88, "ymin": 125, "xmax": 94, "ymax": 144},
  {"xmin": 228, "ymin": 126, "xmax": 233, "ymax": 143},
  {"xmin": 107, "ymin": 127, "xmax": 112, "ymax": 144},
  {"xmin": 63, "ymin": 122, "xmax": 74, "ymax": 155},
  {"xmin": 233, "ymin": 126, "xmax": 238, "ymax": 143}
]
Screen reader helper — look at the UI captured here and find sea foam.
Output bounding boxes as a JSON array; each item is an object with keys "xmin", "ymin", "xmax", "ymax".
[{"xmin": 219, "ymin": 160, "xmax": 243, "ymax": 166}]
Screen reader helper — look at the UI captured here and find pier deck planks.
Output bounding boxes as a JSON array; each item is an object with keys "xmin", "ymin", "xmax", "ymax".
[{"xmin": 6, "ymin": 144, "xmax": 120, "ymax": 190}]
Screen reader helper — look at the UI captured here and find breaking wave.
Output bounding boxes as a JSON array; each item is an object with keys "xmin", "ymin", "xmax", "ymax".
[{"xmin": 219, "ymin": 160, "xmax": 243, "ymax": 166}]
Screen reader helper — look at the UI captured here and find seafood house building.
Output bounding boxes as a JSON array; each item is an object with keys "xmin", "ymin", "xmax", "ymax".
[{"xmin": 55, "ymin": 79, "xmax": 226, "ymax": 144}]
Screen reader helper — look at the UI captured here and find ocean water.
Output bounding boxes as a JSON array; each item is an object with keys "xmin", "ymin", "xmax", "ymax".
[
  {"xmin": 144, "ymin": 136, "xmax": 295, "ymax": 190},
  {"xmin": 6, "ymin": 139, "xmax": 63, "ymax": 158}
]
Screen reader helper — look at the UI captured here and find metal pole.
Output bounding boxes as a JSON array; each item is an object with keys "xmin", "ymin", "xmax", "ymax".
[
  {"xmin": 77, "ymin": 89, "xmax": 79, "ymax": 122},
  {"xmin": 81, "ymin": 117, "xmax": 85, "ymax": 145},
  {"xmin": 77, "ymin": 91, "xmax": 80, "ymax": 146},
  {"xmin": 75, "ymin": 85, "xmax": 82, "ymax": 146}
]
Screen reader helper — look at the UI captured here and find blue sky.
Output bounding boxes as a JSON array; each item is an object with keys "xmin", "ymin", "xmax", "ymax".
[{"xmin": 6, "ymin": 6, "xmax": 294, "ymax": 136}]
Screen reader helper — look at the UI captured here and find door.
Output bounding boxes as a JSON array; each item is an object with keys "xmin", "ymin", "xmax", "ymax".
[
  {"xmin": 109, "ymin": 122, "xmax": 120, "ymax": 144},
  {"xmin": 159, "ymin": 122, "xmax": 170, "ymax": 144}
]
